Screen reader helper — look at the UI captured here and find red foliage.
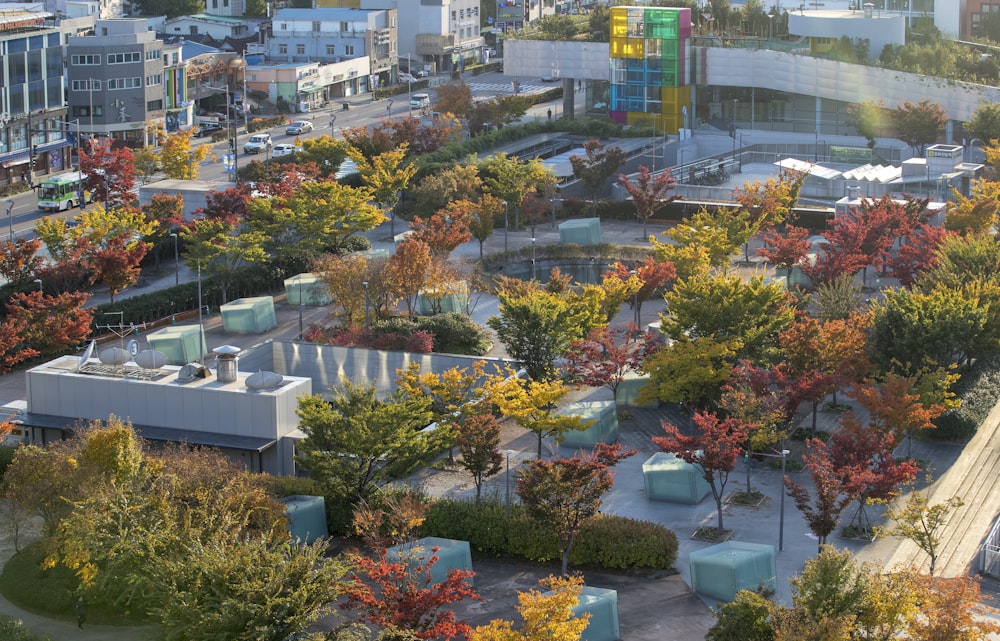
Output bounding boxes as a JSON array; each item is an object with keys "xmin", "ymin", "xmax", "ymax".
[
  {"xmin": 883, "ymin": 222, "xmax": 952, "ymax": 287},
  {"xmin": 604, "ymin": 257, "xmax": 676, "ymax": 318},
  {"xmin": 409, "ymin": 207, "xmax": 472, "ymax": 259},
  {"xmin": 193, "ymin": 185, "xmax": 253, "ymax": 226},
  {"xmin": 34, "ymin": 237, "xmax": 94, "ymax": 293},
  {"xmin": 6, "ymin": 290, "xmax": 93, "ymax": 356},
  {"xmin": 79, "ymin": 140, "xmax": 137, "ymax": 209},
  {"xmin": 0, "ymin": 238, "xmax": 42, "ymax": 286},
  {"xmin": 655, "ymin": 412, "xmax": 748, "ymax": 533},
  {"xmin": 0, "ymin": 314, "xmax": 37, "ymax": 373},
  {"xmin": 757, "ymin": 224, "xmax": 811, "ymax": 287},
  {"xmin": 617, "ymin": 164, "xmax": 679, "ymax": 233},
  {"xmin": 90, "ymin": 233, "xmax": 149, "ymax": 303},
  {"xmin": 343, "ymin": 547, "xmax": 480, "ymax": 641},
  {"xmin": 309, "ymin": 327, "xmax": 433, "ymax": 353},
  {"xmin": 786, "ymin": 437, "xmax": 856, "ymax": 549},
  {"xmin": 563, "ymin": 324, "xmax": 660, "ymax": 397}
]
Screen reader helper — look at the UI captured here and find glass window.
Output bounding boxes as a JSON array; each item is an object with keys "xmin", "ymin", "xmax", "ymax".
[
  {"xmin": 345, "ymin": 45, "xmax": 354, "ymax": 55},
  {"xmin": 326, "ymin": 44, "xmax": 335, "ymax": 55},
  {"xmin": 147, "ymin": 99, "xmax": 163, "ymax": 110},
  {"xmin": 297, "ymin": 44, "xmax": 305, "ymax": 55},
  {"xmin": 279, "ymin": 44, "xmax": 288, "ymax": 54},
  {"xmin": 9, "ymin": 55, "xmax": 25, "ymax": 84}
]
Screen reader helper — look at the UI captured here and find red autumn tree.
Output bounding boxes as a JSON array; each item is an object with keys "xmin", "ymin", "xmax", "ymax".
[
  {"xmin": 828, "ymin": 419, "xmax": 919, "ymax": 537},
  {"xmin": 91, "ymin": 233, "xmax": 150, "ymax": 304},
  {"xmin": 563, "ymin": 324, "xmax": 660, "ymax": 399},
  {"xmin": 0, "ymin": 238, "xmax": 42, "ymax": 286},
  {"xmin": 779, "ymin": 316, "xmax": 839, "ymax": 430},
  {"xmin": 618, "ymin": 164, "xmax": 679, "ymax": 239},
  {"xmin": 194, "ymin": 184, "xmax": 253, "ymax": 227},
  {"xmin": 453, "ymin": 413, "xmax": 504, "ymax": 502},
  {"xmin": 785, "ymin": 437, "xmax": 856, "ymax": 551},
  {"xmin": 79, "ymin": 140, "xmax": 137, "ymax": 209},
  {"xmin": 655, "ymin": 412, "xmax": 748, "ymax": 535},
  {"xmin": 0, "ymin": 314, "xmax": 38, "ymax": 373},
  {"xmin": 409, "ymin": 205, "xmax": 472, "ymax": 259},
  {"xmin": 517, "ymin": 442, "xmax": 635, "ymax": 574},
  {"xmin": 883, "ymin": 222, "xmax": 951, "ymax": 287},
  {"xmin": 34, "ymin": 237, "xmax": 94, "ymax": 293},
  {"xmin": 343, "ymin": 547, "xmax": 480, "ymax": 641},
  {"xmin": 757, "ymin": 224, "xmax": 811, "ymax": 290},
  {"xmin": 6, "ymin": 290, "xmax": 93, "ymax": 356},
  {"xmin": 848, "ymin": 373, "xmax": 945, "ymax": 455},
  {"xmin": 604, "ymin": 257, "xmax": 676, "ymax": 321}
]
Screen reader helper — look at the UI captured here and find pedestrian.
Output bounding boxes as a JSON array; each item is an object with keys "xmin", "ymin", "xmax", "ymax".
[{"xmin": 73, "ymin": 596, "xmax": 86, "ymax": 630}]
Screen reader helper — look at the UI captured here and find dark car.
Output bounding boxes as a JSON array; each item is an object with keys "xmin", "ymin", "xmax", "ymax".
[{"xmin": 193, "ymin": 123, "xmax": 224, "ymax": 137}]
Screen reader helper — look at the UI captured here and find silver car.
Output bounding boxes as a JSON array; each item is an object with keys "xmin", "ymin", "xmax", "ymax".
[{"xmin": 285, "ymin": 120, "xmax": 313, "ymax": 135}]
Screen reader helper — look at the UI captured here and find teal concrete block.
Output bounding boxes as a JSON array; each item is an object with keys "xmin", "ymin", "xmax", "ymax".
[{"xmin": 559, "ymin": 400, "xmax": 619, "ymax": 447}]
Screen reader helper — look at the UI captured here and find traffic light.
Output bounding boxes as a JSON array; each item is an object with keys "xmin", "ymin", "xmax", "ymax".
[{"xmin": 229, "ymin": 138, "xmax": 235, "ymax": 152}]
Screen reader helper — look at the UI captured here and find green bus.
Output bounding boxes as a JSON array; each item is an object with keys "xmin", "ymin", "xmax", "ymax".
[{"xmin": 37, "ymin": 172, "xmax": 90, "ymax": 212}]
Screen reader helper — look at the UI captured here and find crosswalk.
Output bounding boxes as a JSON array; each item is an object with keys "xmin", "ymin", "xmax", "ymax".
[{"xmin": 464, "ymin": 82, "xmax": 550, "ymax": 97}]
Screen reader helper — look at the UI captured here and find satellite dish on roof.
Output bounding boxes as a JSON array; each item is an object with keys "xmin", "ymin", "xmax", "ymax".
[
  {"xmin": 246, "ymin": 370, "xmax": 284, "ymax": 391},
  {"xmin": 77, "ymin": 340, "xmax": 97, "ymax": 372},
  {"xmin": 135, "ymin": 350, "xmax": 168, "ymax": 369},
  {"xmin": 99, "ymin": 347, "xmax": 130, "ymax": 365}
]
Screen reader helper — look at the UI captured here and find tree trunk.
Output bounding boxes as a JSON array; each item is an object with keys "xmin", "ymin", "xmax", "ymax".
[{"xmin": 536, "ymin": 432, "xmax": 543, "ymax": 459}]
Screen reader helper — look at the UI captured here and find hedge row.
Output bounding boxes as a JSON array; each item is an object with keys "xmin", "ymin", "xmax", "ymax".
[
  {"xmin": 932, "ymin": 357, "xmax": 1000, "ymax": 441},
  {"xmin": 424, "ymin": 498, "xmax": 678, "ymax": 571},
  {"xmin": 373, "ymin": 79, "xmax": 431, "ymax": 100}
]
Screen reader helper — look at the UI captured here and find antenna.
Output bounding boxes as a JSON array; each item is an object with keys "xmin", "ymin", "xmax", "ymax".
[{"xmin": 95, "ymin": 311, "xmax": 148, "ymax": 373}]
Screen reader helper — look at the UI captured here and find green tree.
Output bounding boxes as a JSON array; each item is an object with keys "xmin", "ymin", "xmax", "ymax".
[
  {"xmin": 348, "ymin": 145, "xmax": 418, "ymax": 237},
  {"xmin": 433, "ymin": 82, "xmax": 474, "ymax": 118},
  {"xmin": 487, "ymin": 287, "xmax": 597, "ymax": 381},
  {"xmin": 295, "ymin": 380, "xmax": 442, "ymax": 502},
  {"xmin": 891, "ymin": 100, "xmax": 947, "ymax": 155},
  {"xmin": 132, "ymin": 147, "xmax": 160, "ymax": 184},
  {"xmin": 661, "ymin": 273, "xmax": 795, "ymax": 364},
  {"xmin": 244, "ymin": 0, "xmax": 267, "ymax": 16},
  {"xmin": 481, "ymin": 153, "xmax": 557, "ymax": 230},
  {"xmin": 248, "ymin": 181, "xmax": 384, "ymax": 270},
  {"xmin": 534, "ymin": 14, "xmax": 580, "ymax": 39},
  {"xmin": 569, "ymin": 139, "xmax": 627, "ymax": 215},
  {"xmin": 410, "ymin": 164, "xmax": 484, "ymax": 216},
  {"xmin": 454, "ymin": 414, "xmax": 504, "ymax": 502},
  {"xmin": 297, "ymin": 135, "xmax": 351, "ymax": 179},
  {"xmin": 964, "ymin": 101, "xmax": 1000, "ymax": 145},
  {"xmin": 638, "ymin": 336, "xmax": 741, "ymax": 410},
  {"xmin": 130, "ymin": 0, "xmax": 200, "ymax": 18},
  {"xmin": 707, "ymin": 590, "xmax": 775, "ymax": 641},
  {"xmin": 877, "ymin": 485, "xmax": 963, "ymax": 576},
  {"xmin": 181, "ymin": 219, "xmax": 267, "ymax": 303},
  {"xmin": 517, "ymin": 443, "xmax": 635, "ymax": 574}
]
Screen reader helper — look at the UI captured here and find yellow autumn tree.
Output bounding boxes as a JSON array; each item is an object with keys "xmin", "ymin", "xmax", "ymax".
[
  {"xmin": 348, "ymin": 144, "xmax": 418, "ymax": 236},
  {"xmin": 469, "ymin": 575, "xmax": 589, "ymax": 641},
  {"xmin": 945, "ymin": 178, "xmax": 1000, "ymax": 233},
  {"xmin": 313, "ymin": 253, "xmax": 370, "ymax": 327},
  {"xmin": 482, "ymin": 370, "xmax": 592, "ymax": 458},
  {"xmin": 597, "ymin": 271, "xmax": 642, "ymax": 323},
  {"xmin": 159, "ymin": 128, "xmax": 212, "ymax": 180}
]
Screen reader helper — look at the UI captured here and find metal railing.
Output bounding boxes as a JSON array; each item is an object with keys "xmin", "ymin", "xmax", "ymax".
[{"xmin": 980, "ymin": 514, "xmax": 1000, "ymax": 578}]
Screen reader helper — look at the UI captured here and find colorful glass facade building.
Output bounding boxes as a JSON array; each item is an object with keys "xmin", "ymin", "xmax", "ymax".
[{"xmin": 609, "ymin": 6, "xmax": 691, "ymax": 133}]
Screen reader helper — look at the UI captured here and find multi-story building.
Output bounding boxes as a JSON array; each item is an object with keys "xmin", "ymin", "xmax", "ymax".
[
  {"xmin": 66, "ymin": 18, "xmax": 166, "ymax": 147},
  {"xmin": 162, "ymin": 13, "xmax": 252, "ymax": 40},
  {"xmin": 0, "ymin": 9, "xmax": 73, "ymax": 187},
  {"xmin": 362, "ymin": 0, "xmax": 485, "ymax": 75},
  {"xmin": 267, "ymin": 8, "xmax": 396, "ymax": 88},
  {"xmin": 496, "ymin": 0, "xmax": 556, "ymax": 33}
]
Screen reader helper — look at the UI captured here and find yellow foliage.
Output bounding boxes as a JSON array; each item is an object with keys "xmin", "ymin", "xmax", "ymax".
[
  {"xmin": 946, "ymin": 178, "xmax": 1000, "ymax": 233},
  {"xmin": 469, "ymin": 574, "xmax": 589, "ymax": 641}
]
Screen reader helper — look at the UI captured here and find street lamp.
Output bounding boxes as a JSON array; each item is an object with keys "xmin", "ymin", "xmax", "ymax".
[
  {"xmin": 549, "ymin": 197, "xmax": 559, "ymax": 229},
  {"xmin": 296, "ymin": 274, "xmax": 305, "ymax": 340},
  {"xmin": 779, "ymin": 447, "xmax": 790, "ymax": 551},
  {"xmin": 197, "ymin": 260, "xmax": 205, "ymax": 364},
  {"xmin": 4, "ymin": 199, "xmax": 13, "ymax": 242},
  {"xmin": 169, "ymin": 231, "xmax": 179, "ymax": 287},
  {"xmin": 531, "ymin": 237, "xmax": 537, "ymax": 281},
  {"xmin": 33, "ymin": 278, "xmax": 42, "ymax": 292},
  {"xmin": 505, "ymin": 450, "xmax": 515, "ymax": 515},
  {"xmin": 362, "ymin": 280, "xmax": 370, "ymax": 330},
  {"xmin": 502, "ymin": 200, "xmax": 509, "ymax": 255},
  {"xmin": 767, "ymin": 11, "xmax": 775, "ymax": 39},
  {"xmin": 629, "ymin": 269, "xmax": 639, "ymax": 327}
]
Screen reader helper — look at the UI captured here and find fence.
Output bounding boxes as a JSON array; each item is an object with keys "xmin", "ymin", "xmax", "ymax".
[{"xmin": 980, "ymin": 514, "xmax": 1000, "ymax": 578}]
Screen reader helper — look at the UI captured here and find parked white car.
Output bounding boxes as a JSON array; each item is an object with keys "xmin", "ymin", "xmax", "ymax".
[
  {"xmin": 410, "ymin": 93, "xmax": 430, "ymax": 109},
  {"xmin": 272, "ymin": 143, "xmax": 301, "ymax": 158}
]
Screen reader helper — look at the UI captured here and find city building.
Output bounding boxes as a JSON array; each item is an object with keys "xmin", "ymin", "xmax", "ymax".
[
  {"xmin": 0, "ymin": 8, "xmax": 74, "ymax": 187},
  {"xmin": 162, "ymin": 13, "xmax": 253, "ymax": 41},
  {"xmin": 786, "ymin": 7, "xmax": 904, "ymax": 61},
  {"xmin": 66, "ymin": 18, "xmax": 167, "ymax": 147},
  {"xmin": 267, "ymin": 7, "xmax": 396, "ymax": 88},
  {"xmin": 245, "ymin": 58, "xmax": 372, "ymax": 113},
  {"xmin": 361, "ymin": 0, "xmax": 485, "ymax": 74}
]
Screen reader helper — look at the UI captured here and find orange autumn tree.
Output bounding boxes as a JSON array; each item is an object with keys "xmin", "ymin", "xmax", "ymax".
[{"xmin": 848, "ymin": 370, "xmax": 954, "ymax": 456}]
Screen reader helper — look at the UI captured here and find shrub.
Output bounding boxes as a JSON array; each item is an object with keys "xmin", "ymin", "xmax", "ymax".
[
  {"xmin": 416, "ymin": 313, "xmax": 491, "ymax": 355},
  {"xmin": 423, "ymin": 499, "xmax": 677, "ymax": 570},
  {"xmin": 0, "ymin": 614, "xmax": 56, "ymax": 641},
  {"xmin": 931, "ymin": 358, "xmax": 1000, "ymax": 441},
  {"xmin": 338, "ymin": 235, "xmax": 372, "ymax": 254},
  {"xmin": 405, "ymin": 331, "xmax": 435, "ymax": 353},
  {"xmin": 262, "ymin": 474, "xmax": 322, "ymax": 498},
  {"xmin": 0, "ymin": 445, "xmax": 17, "ymax": 478},
  {"xmin": 570, "ymin": 515, "xmax": 678, "ymax": 570}
]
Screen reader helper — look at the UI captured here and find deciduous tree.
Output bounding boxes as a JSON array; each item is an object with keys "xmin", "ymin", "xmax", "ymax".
[
  {"xmin": 469, "ymin": 575, "xmax": 589, "ymax": 641},
  {"xmin": 434, "ymin": 82, "xmax": 474, "ymax": 118},
  {"xmin": 6, "ymin": 290, "xmax": 93, "ymax": 356},
  {"xmin": 79, "ymin": 140, "xmax": 136, "ymax": 210},
  {"xmin": 758, "ymin": 224, "xmax": 811, "ymax": 289},
  {"xmin": 296, "ymin": 381, "xmax": 442, "ymax": 501},
  {"xmin": 569, "ymin": 139, "xmax": 627, "ymax": 214},
  {"xmin": 517, "ymin": 443, "xmax": 635, "ymax": 574},
  {"xmin": 467, "ymin": 194, "xmax": 504, "ymax": 258},
  {"xmin": 384, "ymin": 239, "xmax": 432, "ymax": 319},
  {"xmin": 343, "ymin": 546, "xmax": 479, "ymax": 641},
  {"xmin": 410, "ymin": 164, "xmax": 484, "ymax": 217},
  {"xmin": 194, "ymin": 184, "xmax": 252, "ymax": 226},
  {"xmin": 158, "ymin": 129, "xmax": 211, "ymax": 179},
  {"xmin": 618, "ymin": 164, "xmax": 679, "ymax": 239},
  {"xmin": 786, "ymin": 439, "xmax": 856, "ymax": 549},
  {"xmin": 892, "ymin": 100, "xmax": 948, "ymax": 155},
  {"xmin": 846, "ymin": 99, "xmax": 887, "ymax": 150},
  {"xmin": 908, "ymin": 573, "xmax": 1000, "ymax": 641},
  {"xmin": 0, "ymin": 238, "xmax": 42, "ymax": 286},
  {"xmin": 564, "ymin": 324, "xmax": 659, "ymax": 399},
  {"xmin": 878, "ymin": 484, "xmax": 963, "ymax": 576},
  {"xmin": 481, "ymin": 153, "xmax": 556, "ymax": 228},
  {"xmin": 410, "ymin": 203, "xmax": 472, "ymax": 259},
  {"xmin": 604, "ymin": 257, "xmax": 676, "ymax": 321},
  {"xmin": 639, "ymin": 336, "xmax": 740, "ymax": 410},
  {"xmin": 349, "ymin": 145, "xmax": 418, "ymax": 236},
  {"xmin": 297, "ymin": 135, "xmax": 351, "ymax": 179},
  {"xmin": 945, "ymin": 178, "xmax": 1000, "ymax": 234},
  {"xmin": 181, "ymin": 219, "xmax": 267, "ymax": 303},
  {"xmin": 454, "ymin": 414, "xmax": 504, "ymax": 502},
  {"xmin": 90, "ymin": 233, "xmax": 149, "ymax": 304},
  {"xmin": 656, "ymin": 412, "xmax": 748, "ymax": 535},
  {"xmin": 484, "ymin": 373, "xmax": 590, "ymax": 458}
]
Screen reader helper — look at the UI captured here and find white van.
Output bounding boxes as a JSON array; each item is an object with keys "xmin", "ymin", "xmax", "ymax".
[{"xmin": 410, "ymin": 93, "xmax": 430, "ymax": 109}]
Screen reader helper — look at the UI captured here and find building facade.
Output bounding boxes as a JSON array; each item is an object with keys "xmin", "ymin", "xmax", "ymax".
[
  {"xmin": 0, "ymin": 9, "xmax": 73, "ymax": 187},
  {"xmin": 66, "ymin": 18, "xmax": 167, "ymax": 147},
  {"xmin": 362, "ymin": 0, "xmax": 484, "ymax": 75},
  {"xmin": 267, "ymin": 8, "xmax": 396, "ymax": 87}
]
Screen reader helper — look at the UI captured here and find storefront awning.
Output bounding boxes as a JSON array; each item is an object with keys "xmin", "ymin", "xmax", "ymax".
[
  {"xmin": 0, "ymin": 148, "xmax": 30, "ymax": 168},
  {"xmin": 34, "ymin": 140, "xmax": 71, "ymax": 154}
]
